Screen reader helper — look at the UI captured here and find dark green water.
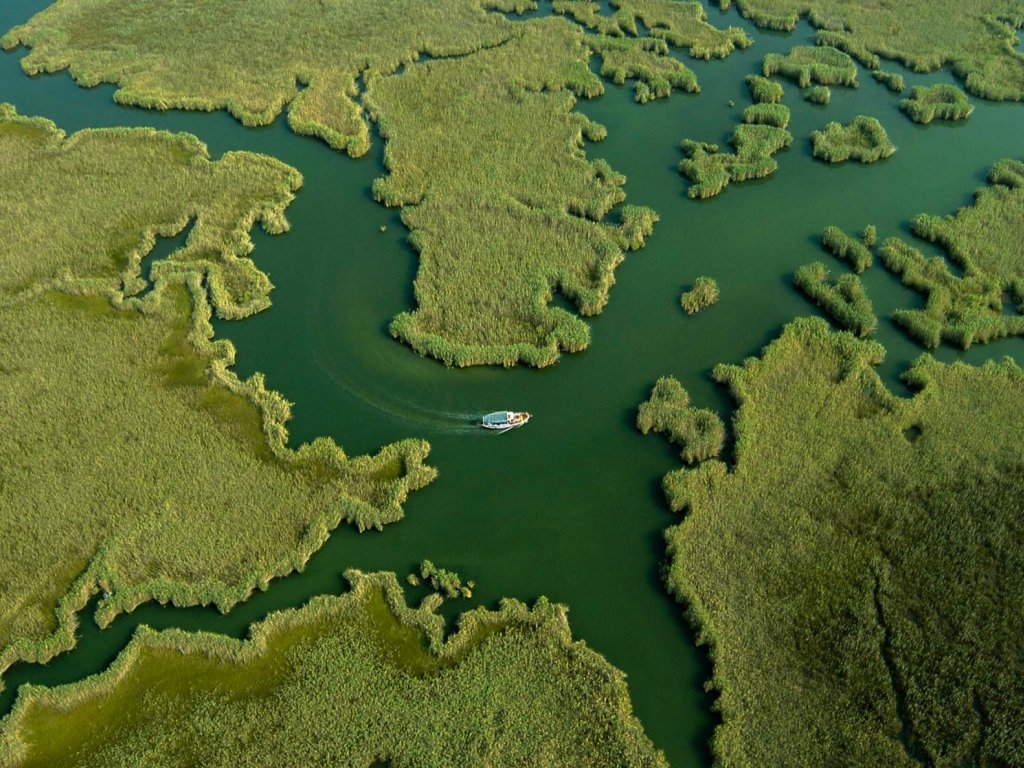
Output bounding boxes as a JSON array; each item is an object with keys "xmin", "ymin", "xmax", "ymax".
[{"xmin": 2, "ymin": 2, "xmax": 1023, "ymax": 765}]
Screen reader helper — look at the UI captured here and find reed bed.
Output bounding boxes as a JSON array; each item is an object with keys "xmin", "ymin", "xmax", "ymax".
[
  {"xmin": 763, "ymin": 45, "xmax": 858, "ymax": 88},
  {"xmin": 879, "ymin": 159, "xmax": 1024, "ymax": 348},
  {"xmin": 871, "ymin": 70, "xmax": 906, "ymax": 93},
  {"xmin": 0, "ymin": 106, "xmax": 435, "ymax": 680},
  {"xmin": 364, "ymin": 20, "xmax": 659, "ymax": 367},
  {"xmin": 680, "ymin": 124, "xmax": 792, "ymax": 198},
  {"xmin": 742, "ymin": 102, "xmax": 791, "ymax": 129},
  {"xmin": 0, "ymin": 571, "xmax": 666, "ymax": 767},
  {"xmin": 680, "ymin": 276, "xmax": 721, "ymax": 314},
  {"xmin": 810, "ymin": 115, "xmax": 895, "ymax": 163},
  {"xmin": 641, "ymin": 317, "xmax": 1024, "ymax": 766},
  {"xmin": 720, "ymin": 0, "xmax": 1024, "ymax": 100},
  {"xmin": 900, "ymin": 83, "xmax": 975, "ymax": 124},
  {"xmin": 793, "ymin": 262, "xmax": 877, "ymax": 336},
  {"xmin": 588, "ymin": 36, "xmax": 700, "ymax": 102},
  {"xmin": 804, "ymin": 84, "xmax": 830, "ymax": 104},
  {"xmin": 745, "ymin": 74, "xmax": 784, "ymax": 103},
  {"xmin": 636, "ymin": 377, "xmax": 724, "ymax": 463},
  {"xmin": 821, "ymin": 225, "xmax": 873, "ymax": 272}
]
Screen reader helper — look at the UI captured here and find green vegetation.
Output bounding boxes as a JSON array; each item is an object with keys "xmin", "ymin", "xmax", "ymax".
[
  {"xmin": 804, "ymin": 84, "xmax": 831, "ymax": 103},
  {"xmin": 719, "ymin": 0, "xmax": 1024, "ymax": 100},
  {"xmin": 641, "ymin": 317, "xmax": 1024, "ymax": 766},
  {"xmin": 636, "ymin": 377, "xmax": 724, "ymax": 464},
  {"xmin": 554, "ymin": 0, "xmax": 752, "ymax": 59},
  {"xmin": 364, "ymin": 20, "xmax": 657, "ymax": 367},
  {"xmin": 763, "ymin": 45, "xmax": 858, "ymax": 88},
  {"xmin": 811, "ymin": 116, "xmax": 895, "ymax": 163},
  {"xmin": 0, "ymin": 571, "xmax": 666, "ymax": 767},
  {"xmin": 794, "ymin": 262, "xmax": 877, "ymax": 335},
  {"xmin": 745, "ymin": 74, "xmax": 784, "ymax": 103},
  {"xmin": 822, "ymin": 225, "xmax": 873, "ymax": 272},
  {"xmin": 871, "ymin": 69, "xmax": 906, "ymax": 93},
  {"xmin": 900, "ymin": 83, "xmax": 975, "ymax": 124},
  {"xmin": 879, "ymin": 159, "xmax": 1024, "ymax": 349},
  {"xmin": 742, "ymin": 102, "xmax": 791, "ymax": 129},
  {"xmin": 680, "ymin": 125, "xmax": 792, "ymax": 198},
  {"xmin": 587, "ymin": 36, "xmax": 699, "ymax": 102},
  {"xmin": 415, "ymin": 560, "xmax": 474, "ymax": 599},
  {"xmin": 680, "ymin": 276, "xmax": 721, "ymax": 314},
  {"xmin": 0, "ymin": 105, "xmax": 435, "ymax": 679}
]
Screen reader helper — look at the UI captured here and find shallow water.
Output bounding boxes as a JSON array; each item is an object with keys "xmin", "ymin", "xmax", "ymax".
[{"xmin": 2, "ymin": 2, "xmax": 1023, "ymax": 765}]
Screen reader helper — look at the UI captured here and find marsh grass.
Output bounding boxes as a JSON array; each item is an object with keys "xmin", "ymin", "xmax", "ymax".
[
  {"xmin": 900, "ymin": 83, "xmax": 975, "ymax": 124},
  {"xmin": 746, "ymin": 74, "xmax": 784, "ymax": 103},
  {"xmin": 720, "ymin": 0, "xmax": 1024, "ymax": 100},
  {"xmin": 636, "ymin": 377, "xmax": 724, "ymax": 463},
  {"xmin": 879, "ymin": 159, "xmax": 1024, "ymax": 348},
  {"xmin": 641, "ymin": 317, "xmax": 1024, "ymax": 766},
  {"xmin": 804, "ymin": 84, "xmax": 831, "ymax": 104},
  {"xmin": 680, "ymin": 276, "xmax": 721, "ymax": 314},
  {"xmin": 680, "ymin": 124, "xmax": 792, "ymax": 198},
  {"xmin": 0, "ymin": 106, "xmax": 435, "ymax": 681},
  {"xmin": 742, "ymin": 102, "xmax": 791, "ymax": 128},
  {"xmin": 0, "ymin": 571, "xmax": 666, "ymax": 767},
  {"xmin": 763, "ymin": 45, "xmax": 858, "ymax": 88},
  {"xmin": 822, "ymin": 225, "xmax": 873, "ymax": 272},
  {"xmin": 810, "ymin": 115, "xmax": 895, "ymax": 163},
  {"xmin": 794, "ymin": 262, "xmax": 877, "ymax": 335},
  {"xmin": 872, "ymin": 70, "xmax": 906, "ymax": 93}
]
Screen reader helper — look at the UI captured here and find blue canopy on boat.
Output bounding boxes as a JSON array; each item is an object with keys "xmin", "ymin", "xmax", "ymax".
[{"xmin": 482, "ymin": 411, "xmax": 511, "ymax": 424}]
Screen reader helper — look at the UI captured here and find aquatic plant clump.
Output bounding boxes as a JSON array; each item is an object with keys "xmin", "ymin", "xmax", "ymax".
[
  {"xmin": 742, "ymin": 102, "xmax": 791, "ymax": 129},
  {"xmin": 0, "ymin": 572, "xmax": 667, "ymax": 767},
  {"xmin": 644, "ymin": 317, "xmax": 1024, "ymax": 766},
  {"xmin": 822, "ymin": 225, "xmax": 873, "ymax": 272},
  {"xmin": 637, "ymin": 377, "xmax": 725, "ymax": 464},
  {"xmin": 810, "ymin": 116, "xmax": 895, "ymax": 163},
  {"xmin": 804, "ymin": 84, "xmax": 830, "ymax": 104},
  {"xmin": 762, "ymin": 45, "xmax": 858, "ymax": 88},
  {"xmin": 0, "ymin": 105, "xmax": 435, "ymax": 678},
  {"xmin": 720, "ymin": 0, "xmax": 1024, "ymax": 100},
  {"xmin": 794, "ymin": 261, "xmax": 877, "ymax": 336},
  {"xmin": 879, "ymin": 159, "xmax": 1024, "ymax": 349},
  {"xmin": 680, "ymin": 276, "xmax": 721, "ymax": 314},
  {"xmin": 900, "ymin": 83, "xmax": 975, "ymax": 124},
  {"xmin": 745, "ymin": 74, "xmax": 784, "ymax": 103},
  {"xmin": 365, "ymin": 20, "xmax": 658, "ymax": 367},
  {"xmin": 871, "ymin": 69, "xmax": 906, "ymax": 93},
  {"xmin": 588, "ymin": 36, "xmax": 700, "ymax": 103},
  {"xmin": 416, "ymin": 560, "xmax": 474, "ymax": 599},
  {"xmin": 680, "ymin": 124, "xmax": 793, "ymax": 198}
]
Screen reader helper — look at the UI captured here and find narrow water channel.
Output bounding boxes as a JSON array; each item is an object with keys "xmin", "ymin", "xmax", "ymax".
[{"xmin": 2, "ymin": 2, "xmax": 1023, "ymax": 765}]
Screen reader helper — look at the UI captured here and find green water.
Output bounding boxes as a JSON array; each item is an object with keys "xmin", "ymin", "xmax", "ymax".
[{"xmin": 2, "ymin": 2, "xmax": 1024, "ymax": 765}]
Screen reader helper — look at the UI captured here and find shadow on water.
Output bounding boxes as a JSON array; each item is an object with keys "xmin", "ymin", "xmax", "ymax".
[{"xmin": 2, "ymin": 1, "xmax": 1024, "ymax": 766}]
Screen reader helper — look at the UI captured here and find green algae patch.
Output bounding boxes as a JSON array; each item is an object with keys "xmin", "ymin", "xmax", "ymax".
[
  {"xmin": 722, "ymin": 0, "xmax": 1024, "ymax": 100},
  {"xmin": 811, "ymin": 115, "xmax": 895, "ymax": 164},
  {"xmin": 900, "ymin": 83, "xmax": 975, "ymax": 124},
  {"xmin": 0, "ymin": 106, "xmax": 435, "ymax": 682},
  {"xmin": 0, "ymin": 572, "xmax": 666, "ymax": 768},
  {"xmin": 640, "ymin": 317, "xmax": 1024, "ymax": 766},
  {"xmin": 880, "ymin": 158, "xmax": 1024, "ymax": 349}
]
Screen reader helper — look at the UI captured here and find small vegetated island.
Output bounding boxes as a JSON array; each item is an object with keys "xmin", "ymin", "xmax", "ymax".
[
  {"xmin": 2, "ymin": 0, "xmax": 753, "ymax": 367},
  {"xmin": 639, "ymin": 318, "xmax": 1024, "ymax": 766},
  {"xmin": 0, "ymin": 572, "xmax": 664, "ymax": 767},
  {"xmin": 900, "ymin": 83, "xmax": 975, "ymax": 124},
  {"xmin": 810, "ymin": 115, "xmax": 895, "ymax": 163}
]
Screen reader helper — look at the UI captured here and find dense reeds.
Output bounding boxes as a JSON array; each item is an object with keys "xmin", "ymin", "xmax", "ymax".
[
  {"xmin": 588, "ymin": 36, "xmax": 700, "ymax": 102},
  {"xmin": 763, "ymin": 45, "xmax": 858, "ymax": 88},
  {"xmin": 414, "ymin": 560, "xmax": 474, "ymax": 599},
  {"xmin": 793, "ymin": 262, "xmax": 877, "ymax": 335},
  {"xmin": 0, "ymin": 106, "xmax": 435, "ymax": 681},
  {"xmin": 745, "ymin": 74, "xmax": 784, "ymax": 103},
  {"xmin": 680, "ymin": 276, "xmax": 721, "ymax": 314},
  {"xmin": 742, "ymin": 102, "xmax": 790, "ymax": 128},
  {"xmin": 0, "ymin": 571, "xmax": 666, "ymax": 767},
  {"xmin": 871, "ymin": 70, "xmax": 906, "ymax": 93},
  {"xmin": 680, "ymin": 125, "xmax": 792, "ymax": 198},
  {"xmin": 720, "ymin": 0, "xmax": 1024, "ymax": 100},
  {"xmin": 810, "ymin": 115, "xmax": 895, "ymax": 163},
  {"xmin": 641, "ymin": 316, "xmax": 1024, "ymax": 766},
  {"xmin": 879, "ymin": 158, "xmax": 1024, "ymax": 348},
  {"xmin": 899, "ymin": 83, "xmax": 975, "ymax": 123},
  {"xmin": 805, "ymin": 84, "xmax": 830, "ymax": 104},
  {"xmin": 636, "ymin": 377, "xmax": 724, "ymax": 463},
  {"xmin": 821, "ymin": 225, "xmax": 873, "ymax": 272}
]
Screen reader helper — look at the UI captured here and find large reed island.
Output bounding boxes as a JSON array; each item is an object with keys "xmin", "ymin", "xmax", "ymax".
[
  {"xmin": 880, "ymin": 159, "xmax": 1024, "ymax": 349},
  {"xmin": 810, "ymin": 115, "xmax": 895, "ymax": 163},
  {"xmin": 0, "ymin": 571, "xmax": 666, "ymax": 767},
  {"xmin": 900, "ymin": 83, "xmax": 975, "ymax": 124},
  {"xmin": 0, "ymin": 106, "xmax": 435, "ymax": 681},
  {"xmin": 640, "ymin": 318, "xmax": 1024, "ymax": 766},
  {"xmin": 762, "ymin": 45, "xmax": 858, "ymax": 88},
  {"xmin": 720, "ymin": 0, "xmax": 1024, "ymax": 100}
]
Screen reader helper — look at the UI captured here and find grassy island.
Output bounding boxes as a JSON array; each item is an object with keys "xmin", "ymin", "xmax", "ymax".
[
  {"xmin": 0, "ymin": 106, "xmax": 435, "ymax": 680},
  {"xmin": 763, "ymin": 45, "xmax": 858, "ymax": 88},
  {"xmin": 640, "ymin": 317, "xmax": 1024, "ymax": 767},
  {"xmin": 745, "ymin": 74, "xmax": 784, "ymax": 103},
  {"xmin": 804, "ymin": 84, "xmax": 830, "ymax": 104},
  {"xmin": 680, "ymin": 121, "xmax": 793, "ymax": 198},
  {"xmin": 822, "ymin": 225, "xmax": 874, "ymax": 272},
  {"xmin": 0, "ymin": 571, "xmax": 666, "ymax": 767},
  {"xmin": 880, "ymin": 159, "xmax": 1024, "ymax": 349},
  {"xmin": 794, "ymin": 262, "xmax": 877, "ymax": 336},
  {"xmin": 871, "ymin": 70, "xmax": 906, "ymax": 93},
  {"xmin": 900, "ymin": 83, "xmax": 975, "ymax": 124},
  {"xmin": 680, "ymin": 276, "xmax": 721, "ymax": 314},
  {"xmin": 810, "ymin": 116, "xmax": 895, "ymax": 163},
  {"xmin": 720, "ymin": 0, "xmax": 1024, "ymax": 100}
]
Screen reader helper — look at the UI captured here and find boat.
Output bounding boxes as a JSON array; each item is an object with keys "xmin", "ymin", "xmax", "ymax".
[{"xmin": 480, "ymin": 411, "xmax": 531, "ymax": 431}]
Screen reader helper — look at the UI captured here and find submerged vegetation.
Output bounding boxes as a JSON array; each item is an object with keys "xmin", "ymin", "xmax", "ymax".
[
  {"xmin": 810, "ymin": 115, "xmax": 895, "ymax": 163},
  {"xmin": 721, "ymin": 0, "xmax": 1024, "ymax": 100},
  {"xmin": 641, "ymin": 317, "xmax": 1024, "ymax": 766},
  {"xmin": 0, "ymin": 571, "xmax": 666, "ymax": 767},
  {"xmin": 0, "ymin": 106, "xmax": 434, "ymax": 679},
  {"xmin": 762, "ymin": 45, "xmax": 858, "ymax": 88},
  {"xmin": 680, "ymin": 276, "xmax": 721, "ymax": 314},
  {"xmin": 879, "ymin": 159, "xmax": 1024, "ymax": 349},
  {"xmin": 900, "ymin": 83, "xmax": 975, "ymax": 124},
  {"xmin": 794, "ymin": 262, "xmax": 877, "ymax": 336}
]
